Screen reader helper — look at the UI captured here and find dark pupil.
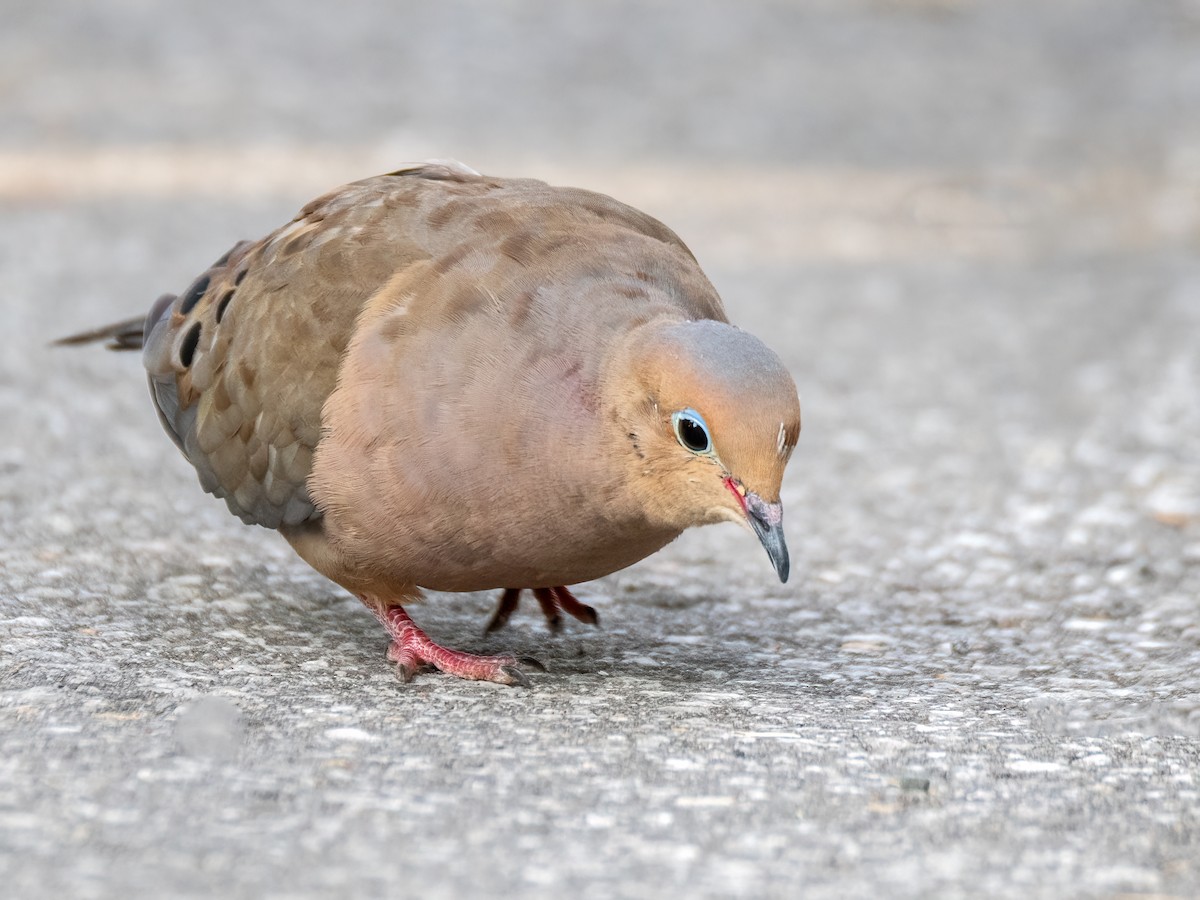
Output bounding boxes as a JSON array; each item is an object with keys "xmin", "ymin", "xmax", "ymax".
[{"xmin": 679, "ymin": 417, "xmax": 709, "ymax": 452}]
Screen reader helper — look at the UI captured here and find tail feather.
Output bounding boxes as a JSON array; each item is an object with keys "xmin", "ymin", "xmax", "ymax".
[
  {"xmin": 53, "ymin": 293, "xmax": 176, "ymax": 351},
  {"xmin": 54, "ymin": 317, "xmax": 146, "ymax": 350}
]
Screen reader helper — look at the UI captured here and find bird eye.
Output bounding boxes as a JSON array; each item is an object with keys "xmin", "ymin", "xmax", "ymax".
[{"xmin": 671, "ymin": 409, "xmax": 713, "ymax": 455}]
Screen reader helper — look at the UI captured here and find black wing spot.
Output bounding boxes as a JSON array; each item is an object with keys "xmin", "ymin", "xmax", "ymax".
[
  {"xmin": 179, "ymin": 274, "xmax": 211, "ymax": 314},
  {"xmin": 215, "ymin": 289, "xmax": 235, "ymax": 323},
  {"xmin": 179, "ymin": 322, "xmax": 202, "ymax": 367},
  {"xmin": 234, "ymin": 269, "xmax": 249, "ymax": 286}
]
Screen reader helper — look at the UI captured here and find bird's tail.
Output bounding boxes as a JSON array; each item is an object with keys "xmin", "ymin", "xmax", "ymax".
[
  {"xmin": 54, "ymin": 317, "xmax": 146, "ymax": 351},
  {"xmin": 53, "ymin": 293, "xmax": 175, "ymax": 351}
]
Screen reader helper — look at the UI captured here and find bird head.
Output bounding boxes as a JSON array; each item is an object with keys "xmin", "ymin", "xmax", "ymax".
[{"xmin": 613, "ymin": 319, "xmax": 801, "ymax": 582}]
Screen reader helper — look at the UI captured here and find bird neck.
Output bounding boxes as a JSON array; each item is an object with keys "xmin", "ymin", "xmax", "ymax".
[{"xmin": 597, "ymin": 317, "xmax": 700, "ymax": 535}]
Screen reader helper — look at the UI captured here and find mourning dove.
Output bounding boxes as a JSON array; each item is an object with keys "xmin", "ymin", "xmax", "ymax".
[{"xmin": 60, "ymin": 161, "xmax": 801, "ymax": 686}]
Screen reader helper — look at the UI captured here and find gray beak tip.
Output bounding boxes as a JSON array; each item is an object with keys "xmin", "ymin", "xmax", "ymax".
[{"xmin": 744, "ymin": 492, "xmax": 790, "ymax": 585}]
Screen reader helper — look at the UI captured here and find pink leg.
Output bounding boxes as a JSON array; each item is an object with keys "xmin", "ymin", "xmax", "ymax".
[
  {"xmin": 533, "ymin": 589, "xmax": 564, "ymax": 632},
  {"xmin": 365, "ymin": 598, "xmax": 544, "ymax": 687},
  {"xmin": 483, "ymin": 588, "xmax": 522, "ymax": 634},
  {"xmin": 484, "ymin": 585, "xmax": 600, "ymax": 633},
  {"xmin": 546, "ymin": 585, "xmax": 599, "ymax": 627}
]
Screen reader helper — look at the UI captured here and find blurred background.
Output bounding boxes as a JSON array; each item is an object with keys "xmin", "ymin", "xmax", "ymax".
[{"xmin": 3, "ymin": 1, "xmax": 1199, "ymax": 898}]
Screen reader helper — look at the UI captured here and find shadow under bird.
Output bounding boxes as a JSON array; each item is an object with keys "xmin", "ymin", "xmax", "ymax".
[{"xmin": 60, "ymin": 161, "xmax": 801, "ymax": 686}]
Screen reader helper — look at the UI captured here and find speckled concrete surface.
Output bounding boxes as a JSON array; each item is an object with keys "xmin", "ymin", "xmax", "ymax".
[{"xmin": 2, "ymin": 2, "xmax": 1199, "ymax": 898}]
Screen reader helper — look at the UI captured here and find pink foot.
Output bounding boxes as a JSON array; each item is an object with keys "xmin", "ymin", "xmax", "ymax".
[
  {"xmin": 484, "ymin": 585, "xmax": 599, "ymax": 634},
  {"xmin": 370, "ymin": 602, "xmax": 545, "ymax": 686}
]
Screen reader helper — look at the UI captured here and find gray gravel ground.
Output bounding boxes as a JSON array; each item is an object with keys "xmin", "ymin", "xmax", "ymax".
[{"xmin": 3, "ymin": 1, "xmax": 1200, "ymax": 897}]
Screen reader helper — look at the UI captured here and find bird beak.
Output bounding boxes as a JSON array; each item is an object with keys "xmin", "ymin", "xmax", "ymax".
[{"xmin": 744, "ymin": 491, "xmax": 790, "ymax": 583}]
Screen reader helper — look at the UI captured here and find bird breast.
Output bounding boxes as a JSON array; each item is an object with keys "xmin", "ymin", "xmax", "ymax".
[{"xmin": 306, "ymin": 262, "xmax": 679, "ymax": 591}]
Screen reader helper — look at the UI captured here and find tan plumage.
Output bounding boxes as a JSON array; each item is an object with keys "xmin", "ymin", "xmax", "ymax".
[{"xmin": 64, "ymin": 161, "xmax": 801, "ymax": 686}]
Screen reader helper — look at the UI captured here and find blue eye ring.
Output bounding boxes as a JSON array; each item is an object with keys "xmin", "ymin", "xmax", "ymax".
[{"xmin": 671, "ymin": 408, "xmax": 713, "ymax": 455}]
